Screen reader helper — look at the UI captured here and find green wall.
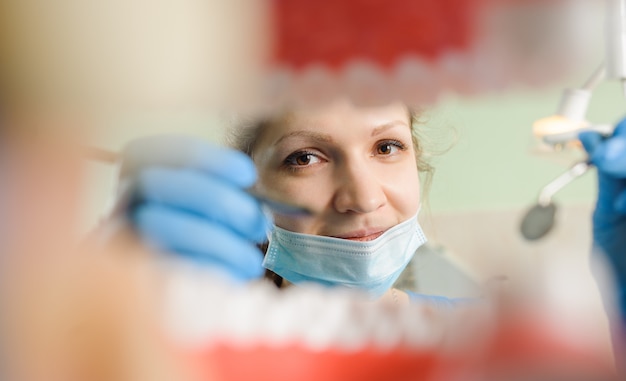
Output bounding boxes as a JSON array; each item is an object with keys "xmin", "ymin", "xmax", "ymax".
[{"xmin": 425, "ymin": 80, "xmax": 626, "ymax": 214}]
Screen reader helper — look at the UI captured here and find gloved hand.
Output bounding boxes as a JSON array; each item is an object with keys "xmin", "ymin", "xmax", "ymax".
[
  {"xmin": 579, "ymin": 120, "xmax": 626, "ymax": 318},
  {"xmin": 117, "ymin": 135, "xmax": 270, "ymax": 281}
]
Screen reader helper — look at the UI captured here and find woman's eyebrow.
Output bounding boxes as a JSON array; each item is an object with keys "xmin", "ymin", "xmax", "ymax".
[
  {"xmin": 275, "ymin": 130, "xmax": 333, "ymax": 145},
  {"xmin": 371, "ymin": 121, "xmax": 409, "ymax": 137}
]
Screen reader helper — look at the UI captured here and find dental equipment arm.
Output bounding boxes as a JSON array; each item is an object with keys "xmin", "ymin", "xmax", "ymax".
[{"xmin": 520, "ymin": 161, "xmax": 592, "ymax": 241}]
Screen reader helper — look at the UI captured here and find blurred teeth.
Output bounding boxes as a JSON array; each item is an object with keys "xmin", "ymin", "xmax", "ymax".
[{"xmin": 163, "ymin": 265, "xmax": 456, "ymax": 352}]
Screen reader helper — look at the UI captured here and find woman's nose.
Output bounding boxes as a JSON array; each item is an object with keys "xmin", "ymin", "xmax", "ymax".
[{"xmin": 332, "ymin": 163, "xmax": 387, "ymax": 214}]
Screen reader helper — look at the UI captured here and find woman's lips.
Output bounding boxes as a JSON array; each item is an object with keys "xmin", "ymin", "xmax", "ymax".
[{"xmin": 333, "ymin": 230, "xmax": 385, "ymax": 242}]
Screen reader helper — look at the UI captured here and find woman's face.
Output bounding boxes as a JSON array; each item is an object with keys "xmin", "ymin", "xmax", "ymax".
[{"xmin": 253, "ymin": 99, "xmax": 420, "ymax": 241}]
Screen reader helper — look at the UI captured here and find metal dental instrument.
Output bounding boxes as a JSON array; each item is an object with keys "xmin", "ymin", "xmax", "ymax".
[
  {"xmin": 246, "ymin": 189, "xmax": 312, "ymax": 217},
  {"xmin": 84, "ymin": 146, "xmax": 312, "ymax": 217},
  {"xmin": 520, "ymin": 161, "xmax": 592, "ymax": 241}
]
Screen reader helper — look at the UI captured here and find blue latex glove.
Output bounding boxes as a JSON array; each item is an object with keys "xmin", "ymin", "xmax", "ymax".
[
  {"xmin": 119, "ymin": 135, "xmax": 270, "ymax": 281},
  {"xmin": 579, "ymin": 120, "xmax": 626, "ymax": 319}
]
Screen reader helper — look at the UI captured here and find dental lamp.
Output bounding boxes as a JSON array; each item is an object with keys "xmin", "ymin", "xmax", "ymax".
[
  {"xmin": 521, "ymin": 0, "xmax": 626, "ymax": 240},
  {"xmin": 533, "ymin": 0, "xmax": 626, "ymax": 148},
  {"xmin": 532, "ymin": 64, "xmax": 613, "ymax": 148}
]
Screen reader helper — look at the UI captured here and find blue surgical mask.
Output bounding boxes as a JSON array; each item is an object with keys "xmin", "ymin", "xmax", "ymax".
[{"xmin": 262, "ymin": 212, "xmax": 427, "ymax": 298}]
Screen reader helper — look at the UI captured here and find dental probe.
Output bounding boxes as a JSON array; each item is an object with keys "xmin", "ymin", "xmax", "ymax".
[
  {"xmin": 520, "ymin": 161, "xmax": 592, "ymax": 241},
  {"xmin": 84, "ymin": 146, "xmax": 312, "ymax": 217}
]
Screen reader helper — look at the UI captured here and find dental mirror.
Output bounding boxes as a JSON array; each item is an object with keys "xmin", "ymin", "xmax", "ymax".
[
  {"xmin": 520, "ymin": 161, "xmax": 591, "ymax": 241},
  {"xmin": 520, "ymin": 203, "xmax": 557, "ymax": 241}
]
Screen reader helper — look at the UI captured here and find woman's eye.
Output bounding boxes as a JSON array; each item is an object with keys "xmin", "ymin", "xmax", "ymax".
[
  {"xmin": 295, "ymin": 153, "xmax": 313, "ymax": 165},
  {"xmin": 377, "ymin": 143, "xmax": 394, "ymax": 155},
  {"xmin": 376, "ymin": 140, "xmax": 405, "ymax": 155},
  {"xmin": 285, "ymin": 151, "xmax": 321, "ymax": 167}
]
